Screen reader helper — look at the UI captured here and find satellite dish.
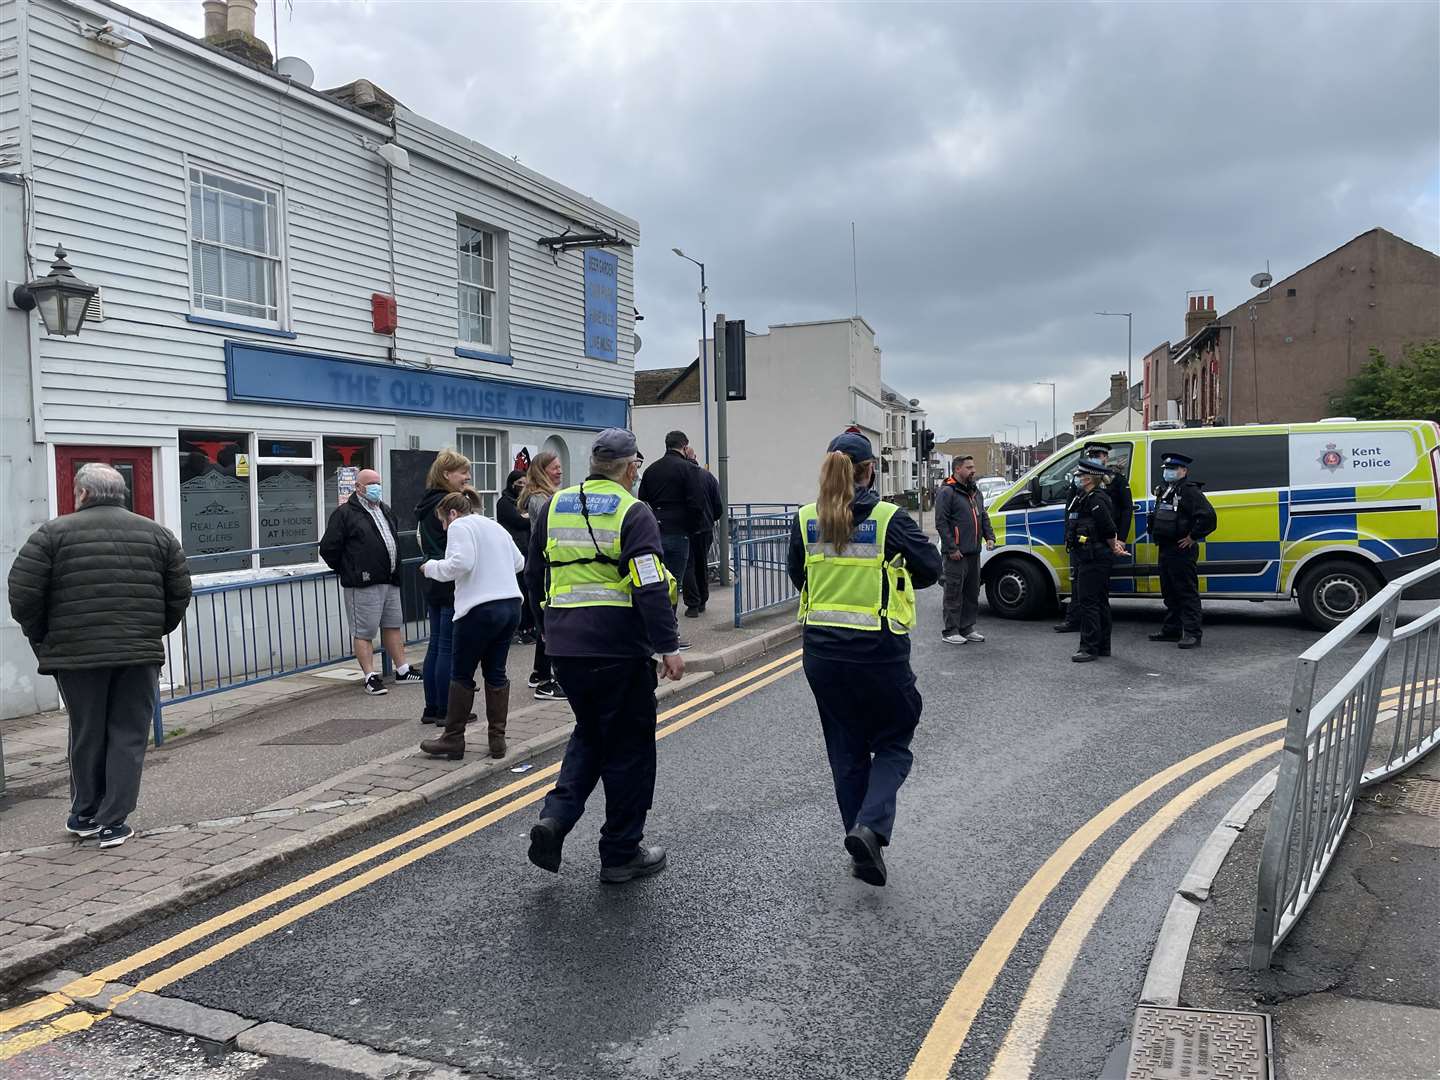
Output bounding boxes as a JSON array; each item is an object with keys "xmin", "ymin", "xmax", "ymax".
[
  {"xmin": 633, "ymin": 331, "xmax": 642, "ymax": 355},
  {"xmin": 276, "ymin": 56, "xmax": 315, "ymax": 87},
  {"xmin": 1250, "ymin": 271, "xmax": 1273, "ymax": 289}
]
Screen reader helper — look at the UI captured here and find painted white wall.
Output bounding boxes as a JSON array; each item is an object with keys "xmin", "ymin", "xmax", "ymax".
[{"xmin": 1093, "ymin": 407, "xmax": 1143, "ymax": 435}]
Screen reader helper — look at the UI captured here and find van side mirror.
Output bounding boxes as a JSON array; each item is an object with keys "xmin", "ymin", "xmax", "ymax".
[{"xmin": 1028, "ymin": 476, "xmax": 1042, "ymax": 506}]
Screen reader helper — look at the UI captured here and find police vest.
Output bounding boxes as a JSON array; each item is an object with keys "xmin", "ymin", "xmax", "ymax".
[
  {"xmin": 1151, "ymin": 484, "xmax": 1183, "ymax": 543},
  {"xmin": 544, "ymin": 479, "xmax": 676, "ymax": 609},
  {"xmin": 796, "ymin": 501, "xmax": 915, "ymax": 633}
]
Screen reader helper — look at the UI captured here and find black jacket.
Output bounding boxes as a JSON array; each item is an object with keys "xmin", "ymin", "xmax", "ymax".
[
  {"xmin": 414, "ymin": 487, "xmax": 453, "ymax": 605},
  {"xmin": 320, "ymin": 493, "xmax": 401, "ymax": 589},
  {"xmin": 935, "ymin": 477, "xmax": 995, "ymax": 555},
  {"xmin": 7, "ymin": 500, "xmax": 192, "ymax": 673},
  {"xmin": 786, "ymin": 486, "xmax": 942, "ymax": 663},
  {"xmin": 1151, "ymin": 479, "xmax": 1217, "ymax": 548},
  {"xmin": 691, "ymin": 462, "xmax": 723, "ymax": 534},
  {"xmin": 1106, "ymin": 468, "xmax": 1134, "ymax": 540},
  {"xmin": 1066, "ymin": 487, "xmax": 1117, "ymax": 551},
  {"xmin": 638, "ymin": 449, "xmax": 707, "ymax": 536},
  {"xmin": 496, "ymin": 481, "xmax": 530, "ymax": 552}
]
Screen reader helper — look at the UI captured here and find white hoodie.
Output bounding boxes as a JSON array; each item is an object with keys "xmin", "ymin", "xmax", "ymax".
[{"xmin": 420, "ymin": 514, "xmax": 524, "ymax": 619}]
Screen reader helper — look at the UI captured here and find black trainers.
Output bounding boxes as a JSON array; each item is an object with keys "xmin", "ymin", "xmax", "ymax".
[
  {"xmin": 66, "ymin": 814, "xmax": 101, "ymax": 838},
  {"xmin": 684, "ymin": 606, "xmax": 701, "ymax": 618},
  {"xmin": 527, "ymin": 671, "xmax": 544, "ymax": 689},
  {"xmin": 600, "ymin": 845, "xmax": 668, "ymax": 883},
  {"xmin": 534, "ymin": 680, "xmax": 566, "ymax": 701},
  {"xmin": 364, "ymin": 673, "xmax": 387, "ymax": 695},
  {"xmin": 96, "ymin": 823, "xmax": 134, "ymax": 848},
  {"xmin": 392, "ymin": 664, "xmax": 423, "ymax": 685}
]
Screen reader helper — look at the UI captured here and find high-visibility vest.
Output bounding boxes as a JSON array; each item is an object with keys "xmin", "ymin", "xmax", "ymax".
[
  {"xmin": 796, "ymin": 500, "xmax": 915, "ymax": 633},
  {"xmin": 543, "ymin": 479, "xmax": 676, "ymax": 609}
]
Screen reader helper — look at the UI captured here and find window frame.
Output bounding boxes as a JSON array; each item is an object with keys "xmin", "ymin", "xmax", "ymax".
[
  {"xmin": 455, "ymin": 218, "xmax": 509, "ymax": 355},
  {"xmin": 183, "ymin": 158, "xmax": 290, "ymax": 331},
  {"xmin": 456, "ymin": 428, "xmax": 505, "ymax": 515}
]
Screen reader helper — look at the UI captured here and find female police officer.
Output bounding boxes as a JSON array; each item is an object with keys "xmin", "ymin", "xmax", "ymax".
[
  {"xmin": 786, "ymin": 432, "xmax": 941, "ymax": 886},
  {"xmin": 1067, "ymin": 456, "xmax": 1122, "ymax": 663}
]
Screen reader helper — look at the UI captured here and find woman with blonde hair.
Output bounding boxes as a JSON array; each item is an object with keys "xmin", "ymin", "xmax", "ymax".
[
  {"xmin": 419, "ymin": 488, "xmax": 524, "ymax": 760},
  {"xmin": 519, "ymin": 450, "xmax": 565, "ymax": 701},
  {"xmin": 414, "ymin": 449, "xmax": 471, "ymax": 725},
  {"xmin": 784, "ymin": 431, "xmax": 941, "ymax": 887}
]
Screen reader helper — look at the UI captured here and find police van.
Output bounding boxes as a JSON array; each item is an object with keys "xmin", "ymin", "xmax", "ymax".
[{"xmin": 980, "ymin": 420, "xmax": 1440, "ymax": 630}]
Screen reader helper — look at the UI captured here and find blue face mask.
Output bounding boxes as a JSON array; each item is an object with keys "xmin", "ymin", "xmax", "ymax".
[
  {"xmin": 1162, "ymin": 468, "xmax": 1179, "ymax": 483},
  {"xmin": 363, "ymin": 483, "xmax": 383, "ymax": 502}
]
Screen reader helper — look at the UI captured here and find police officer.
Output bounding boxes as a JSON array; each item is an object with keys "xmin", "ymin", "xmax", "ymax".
[
  {"xmin": 1054, "ymin": 441, "xmax": 1131, "ymax": 633},
  {"xmin": 1148, "ymin": 451, "xmax": 1217, "ymax": 649},
  {"xmin": 786, "ymin": 432, "xmax": 942, "ymax": 887},
  {"xmin": 1068, "ymin": 457, "xmax": 1122, "ymax": 663},
  {"xmin": 524, "ymin": 429, "xmax": 684, "ymax": 884}
]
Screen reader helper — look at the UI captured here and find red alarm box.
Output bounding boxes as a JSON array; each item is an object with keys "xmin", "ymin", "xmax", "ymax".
[{"xmin": 371, "ymin": 293, "xmax": 398, "ymax": 335}]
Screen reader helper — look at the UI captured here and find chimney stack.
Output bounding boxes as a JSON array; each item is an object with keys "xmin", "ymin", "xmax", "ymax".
[
  {"xmin": 202, "ymin": 0, "xmax": 273, "ymax": 68},
  {"xmin": 227, "ymin": 0, "xmax": 257, "ymax": 35},
  {"xmin": 1185, "ymin": 293, "xmax": 1217, "ymax": 339},
  {"xmin": 1109, "ymin": 372, "xmax": 1128, "ymax": 412},
  {"xmin": 203, "ymin": 0, "xmax": 226, "ymax": 37}
]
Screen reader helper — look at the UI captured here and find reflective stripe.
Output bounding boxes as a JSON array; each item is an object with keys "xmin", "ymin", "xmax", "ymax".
[
  {"xmin": 805, "ymin": 542, "xmax": 881, "ymax": 558},
  {"xmin": 806, "ymin": 608, "xmax": 881, "ymax": 627},
  {"xmin": 550, "ymin": 586, "xmax": 632, "ymax": 607},
  {"xmin": 548, "ymin": 527, "xmax": 620, "ymax": 544}
]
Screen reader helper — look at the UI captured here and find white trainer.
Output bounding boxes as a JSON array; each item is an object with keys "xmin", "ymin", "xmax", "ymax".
[
  {"xmin": 941, "ymin": 632, "xmax": 966, "ymax": 644},
  {"xmin": 964, "ymin": 631, "xmax": 986, "ymax": 643}
]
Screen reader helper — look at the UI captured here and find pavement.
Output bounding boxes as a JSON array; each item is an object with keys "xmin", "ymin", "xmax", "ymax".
[{"xmin": 0, "ymin": 590, "xmax": 800, "ymax": 988}]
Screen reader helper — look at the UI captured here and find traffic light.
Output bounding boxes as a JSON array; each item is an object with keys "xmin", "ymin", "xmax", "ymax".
[{"xmin": 920, "ymin": 428, "xmax": 935, "ymax": 456}]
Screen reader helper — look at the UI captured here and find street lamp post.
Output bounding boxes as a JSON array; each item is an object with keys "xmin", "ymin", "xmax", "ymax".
[
  {"xmin": 1096, "ymin": 311, "xmax": 1133, "ymax": 424},
  {"xmin": 672, "ymin": 249, "xmax": 710, "ymax": 464},
  {"xmin": 1035, "ymin": 381, "xmax": 1056, "ymax": 456}
]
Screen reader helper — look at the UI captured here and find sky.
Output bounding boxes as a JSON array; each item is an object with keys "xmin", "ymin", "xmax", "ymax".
[{"xmin": 135, "ymin": 0, "xmax": 1439, "ymax": 443}]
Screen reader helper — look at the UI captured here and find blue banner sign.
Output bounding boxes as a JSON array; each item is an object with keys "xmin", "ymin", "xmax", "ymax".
[
  {"xmin": 584, "ymin": 250, "xmax": 620, "ymax": 362},
  {"xmin": 226, "ymin": 342, "xmax": 628, "ymax": 431}
]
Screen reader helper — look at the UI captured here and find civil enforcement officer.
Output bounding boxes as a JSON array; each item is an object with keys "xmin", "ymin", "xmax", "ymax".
[
  {"xmin": 1054, "ymin": 441, "xmax": 1131, "ymax": 633},
  {"xmin": 1068, "ymin": 457, "xmax": 1122, "ymax": 663},
  {"xmin": 786, "ymin": 432, "xmax": 942, "ymax": 887},
  {"xmin": 1148, "ymin": 451, "xmax": 1217, "ymax": 649},
  {"xmin": 524, "ymin": 429, "xmax": 684, "ymax": 884}
]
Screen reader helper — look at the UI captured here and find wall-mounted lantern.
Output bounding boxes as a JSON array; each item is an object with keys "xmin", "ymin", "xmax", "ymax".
[{"xmin": 12, "ymin": 247, "xmax": 99, "ymax": 337}]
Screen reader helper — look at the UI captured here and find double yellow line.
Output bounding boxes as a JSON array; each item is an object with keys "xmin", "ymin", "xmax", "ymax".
[{"xmin": 0, "ymin": 650, "xmax": 804, "ymax": 1062}]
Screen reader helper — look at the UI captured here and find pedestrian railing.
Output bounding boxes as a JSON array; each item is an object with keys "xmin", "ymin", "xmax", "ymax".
[
  {"xmin": 1252, "ymin": 557, "xmax": 1440, "ymax": 967},
  {"xmin": 730, "ymin": 506, "xmax": 799, "ymax": 627}
]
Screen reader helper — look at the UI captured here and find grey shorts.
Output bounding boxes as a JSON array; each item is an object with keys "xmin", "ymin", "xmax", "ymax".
[{"xmin": 344, "ymin": 584, "xmax": 403, "ymax": 640}]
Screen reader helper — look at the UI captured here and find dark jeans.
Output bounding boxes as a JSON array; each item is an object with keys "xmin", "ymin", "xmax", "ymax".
[
  {"xmin": 941, "ymin": 552, "xmax": 981, "ymax": 634},
  {"xmin": 55, "ymin": 664, "xmax": 159, "ymax": 826},
  {"xmin": 541, "ymin": 656, "xmax": 659, "ymax": 867},
  {"xmin": 1075, "ymin": 546, "xmax": 1114, "ymax": 655},
  {"xmin": 803, "ymin": 653, "xmax": 922, "ymax": 844},
  {"xmin": 683, "ymin": 531, "xmax": 713, "ymax": 610},
  {"xmin": 1159, "ymin": 546, "xmax": 1203, "ymax": 638},
  {"xmin": 423, "ymin": 602, "xmax": 454, "ymax": 713},
  {"xmin": 660, "ymin": 531, "xmax": 690, "ymax": 608},
  {"xmin": 451, "ymin": 598, "xmax": 521, "ymax": 690}
]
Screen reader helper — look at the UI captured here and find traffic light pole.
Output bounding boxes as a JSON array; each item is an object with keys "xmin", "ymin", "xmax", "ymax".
[{"xmin": 714, "ymin": 313, "xmax": 731, "ymax": 585}]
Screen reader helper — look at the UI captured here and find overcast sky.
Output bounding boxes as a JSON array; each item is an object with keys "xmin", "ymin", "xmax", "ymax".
[{"xmin": 138, "ymin": 0, "xmax": 1439, "ymax": 443}]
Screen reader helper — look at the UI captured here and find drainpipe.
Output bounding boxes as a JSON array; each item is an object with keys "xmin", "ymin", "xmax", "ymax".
[{"xmin": 1222, "ymin": 324, "xmax": 1236, "ymax": 426}]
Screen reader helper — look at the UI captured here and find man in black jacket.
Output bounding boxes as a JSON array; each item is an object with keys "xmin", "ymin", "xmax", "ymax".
[
  {"xmin": 637, "ymin": 430, "xmax": 706, "ymax": 647},
  {"xmin": 7, "ymin": 463, "xmax": 192, "ymax": 847},
  {"xmin": 681, "ymin": 446, "xmax": 723, "ymax": 617},
  {"xmin": 319, "ymin": 468, "xmax": 419, "ymax": 695},
  {"xmin": 935, "ymin": 455, "xmax": 995, "ymax": 644}
]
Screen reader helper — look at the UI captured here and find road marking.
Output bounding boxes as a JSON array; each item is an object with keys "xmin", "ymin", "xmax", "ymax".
[
  {"xmin": 0, "ymin": 1009, "xmax": 98, "ymax": 1063},
  {"xmin": 985, "ymin": 739, "xmax": 1281, "ymax": 1079},
  {"xmin": 0, "ymin": 655, "xmax": 803, "ymax": 1058}
]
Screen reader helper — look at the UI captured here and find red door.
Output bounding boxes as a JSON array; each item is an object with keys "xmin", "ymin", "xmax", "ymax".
[{"xmin": 56, "ymin": 446, "xmax": 155, "ymax": 518}]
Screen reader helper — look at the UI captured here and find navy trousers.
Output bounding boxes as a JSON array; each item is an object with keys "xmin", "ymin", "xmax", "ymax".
[
  {"xmin": 803, "ymin": 653, "xmax": 922, "ymax": 844},
  {"xmin": 541, "ymin": 656, "xmax": 659, "ymax": 867}
]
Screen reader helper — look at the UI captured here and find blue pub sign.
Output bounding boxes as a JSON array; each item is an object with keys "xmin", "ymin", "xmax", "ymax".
[{"xmin": 584, "ymin": 250, "xmax": 620, "ymax": 362}]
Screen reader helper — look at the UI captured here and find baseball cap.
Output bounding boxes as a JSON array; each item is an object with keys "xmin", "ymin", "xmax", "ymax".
[
  {"xmin": 592, "ymin": 428, "xmax": 639, "ymax": 462},
  {"xmin": 827, "ymin": 431, "xmax": 875, "ymax": 464}
]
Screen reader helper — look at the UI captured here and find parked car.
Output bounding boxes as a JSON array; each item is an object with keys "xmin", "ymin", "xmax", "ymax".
[{"xmin": 977, "ymin": 476, "xmax": 1012, "ymax": 504}]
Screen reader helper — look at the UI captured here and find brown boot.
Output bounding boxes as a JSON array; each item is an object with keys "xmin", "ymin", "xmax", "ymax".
[
  {"xmin": 420, "ymin": 681, "xmax": 475, "ymax": 760},
  {"xmin": 485, "ymin": 682, "xmax": 509, "ymax": 759}
]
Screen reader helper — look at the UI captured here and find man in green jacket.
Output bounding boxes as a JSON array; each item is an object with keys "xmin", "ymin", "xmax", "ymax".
[{"xmin": 7, "ymin": 464, "xmax": 191, "ymax": 847}]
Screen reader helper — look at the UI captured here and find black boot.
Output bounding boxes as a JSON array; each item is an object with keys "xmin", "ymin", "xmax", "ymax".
[
  {"xmin": 485, "ymin": 683, "xmax": 509, "ymax": 759},
  {"xmin": 420, "ymin": 681, "xmax": 475, "ymax": 760}
]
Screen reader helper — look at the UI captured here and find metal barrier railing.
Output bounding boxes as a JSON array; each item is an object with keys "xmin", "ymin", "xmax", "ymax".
[
  {"xmin": 1252, "ymin": 558, "xmax": 1440, "ymax": 967},
  {"xmin": 731, "ymin": 507, "xmax": 799, "ymax": 626}
]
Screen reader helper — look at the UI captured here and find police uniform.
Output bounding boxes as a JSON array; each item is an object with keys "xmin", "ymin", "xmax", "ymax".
[
  {"xmin": 1067, "ymin": 457, "xmax": 1118, "ymax": 662},
  {"xmin": 785, "ymin": 432, "xmax": 942, "ymax": 886},
  {"xmin": 1056, "ymin": 441, "xmax": 1131, "ymax": 632},
  {"xmin": 1149, "ymin": 452, "xmax": 1217, "ymax": 648},
  {"xmin": 524, "ymin": 429, "xmax": 681, "ymax": 883}
]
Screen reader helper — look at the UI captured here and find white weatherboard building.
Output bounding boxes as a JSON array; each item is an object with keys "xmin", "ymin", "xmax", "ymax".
[
  {"xmin": 0, "ymin": 0, "xmax": 639, "ymax": 717},
  {"xmin": 632, "ymin": 318, "xmax": 910, "ymax": 508},
  {"xmin": 880, "ymin": 382, "xmax": 925, "ymax": 500}
]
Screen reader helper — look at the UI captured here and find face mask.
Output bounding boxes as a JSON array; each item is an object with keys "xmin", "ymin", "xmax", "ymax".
[
  {"xmin": 363, "ymin": 483, "xmax": 383, "ymax": 502},
  {"xmin": 1161, "ymin": 468, "xmax": 1179, "ymax": 483}
]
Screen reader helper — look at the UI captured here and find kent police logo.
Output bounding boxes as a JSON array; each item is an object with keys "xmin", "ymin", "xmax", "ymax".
[{"xmin": 1317, "ymin": 442, "xmax": 1345, "ymax": 473}]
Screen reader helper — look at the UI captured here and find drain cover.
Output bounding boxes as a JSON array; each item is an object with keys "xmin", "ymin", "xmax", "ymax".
[
  {"xmin": 1126, "ymin": 1005, "xmax": 1272, "ymax": 1080},
  {"xmin": 262, "ymin": 717, "xmax": 410, "ymax": 745},
  {"xmin": 1392, "ymin": 777, "xmax": 1440, "ymax": 818}
]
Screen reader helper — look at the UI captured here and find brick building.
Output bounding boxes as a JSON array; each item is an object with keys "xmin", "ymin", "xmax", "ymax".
[{"xmin": 1145, "ymin": 229, "xmax": 1439, "ymax": 428}]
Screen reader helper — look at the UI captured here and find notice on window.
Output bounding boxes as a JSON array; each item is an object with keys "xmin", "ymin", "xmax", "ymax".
[
  {"xmin": 584, "ymin": 250, "xmax": 619, "ymax": 362},
  {"xmin": 235, "ymin": 453, "xmax": 250, "ymax": 478},
  {"xmin": 335, "ymin": 466, "xmax": 359, "ymax": 505},
  {"xmin": 1289, "ymin": 431, "xmax": 1418, "ymax": 488}
]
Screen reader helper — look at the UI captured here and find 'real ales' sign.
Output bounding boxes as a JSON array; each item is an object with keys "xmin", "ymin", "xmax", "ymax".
[
  {"xmin": 1289, "ymin": 430, "xmax": 1419, "ymax": 486},
  {"xmin": 225, "ymin": 342, "xmax": 628, "ymax": 431}
]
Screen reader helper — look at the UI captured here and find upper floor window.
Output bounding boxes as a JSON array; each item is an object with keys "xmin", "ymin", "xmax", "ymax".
[
  {"xmin": 189, "ymin": 167, "xmax": 282, "ymax": 324},
  {"xmin": 457, "ymin": 222, "xmax": 498, "ymax": 349}
]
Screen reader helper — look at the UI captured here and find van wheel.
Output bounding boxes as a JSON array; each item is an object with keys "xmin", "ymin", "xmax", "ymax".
[
  {"xmin": 985, "ymin": 557, "xmax": 1050, "ymax": 619},
  {"xmin": 1297, "ymin": 559, "xmax": 1382, "ymax": 630}
]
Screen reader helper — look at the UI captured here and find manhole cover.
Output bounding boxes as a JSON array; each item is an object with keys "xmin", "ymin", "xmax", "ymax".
[
  {"xmin": 1126, "ymin": 1005, "xmax": 1272, "ymax": 1080},
  {"xmin": 1392, "ymin": 777, "xmax": 1440, "ymax": 818},
  {"xmin": 262, "ymin": 717, "xmax": 410, "ymax": 745}
]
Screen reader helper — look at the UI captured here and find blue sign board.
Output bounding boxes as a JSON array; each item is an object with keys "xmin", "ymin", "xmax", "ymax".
[
  {"xmin": 225, "ymin": 342, "xmax": 628, "ymax": 431},
  {"xmin": 584, "ymin": 250, "xmax": 619, "ymax": 362}
]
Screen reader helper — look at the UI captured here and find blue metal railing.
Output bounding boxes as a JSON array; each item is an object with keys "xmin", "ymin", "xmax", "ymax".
[{"xmin": 730, "ymin": 506, "xmax": 800, "ymax": 627}]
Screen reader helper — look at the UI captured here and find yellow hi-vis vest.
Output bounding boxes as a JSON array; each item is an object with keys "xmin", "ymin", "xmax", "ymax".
[
  {"xmin": 543, "ymin": 478, "xmax": 676, "ymax": 609},
  {"xmin": 796, "ymin": 500, "xmax": 915, "ymax": 633}
]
